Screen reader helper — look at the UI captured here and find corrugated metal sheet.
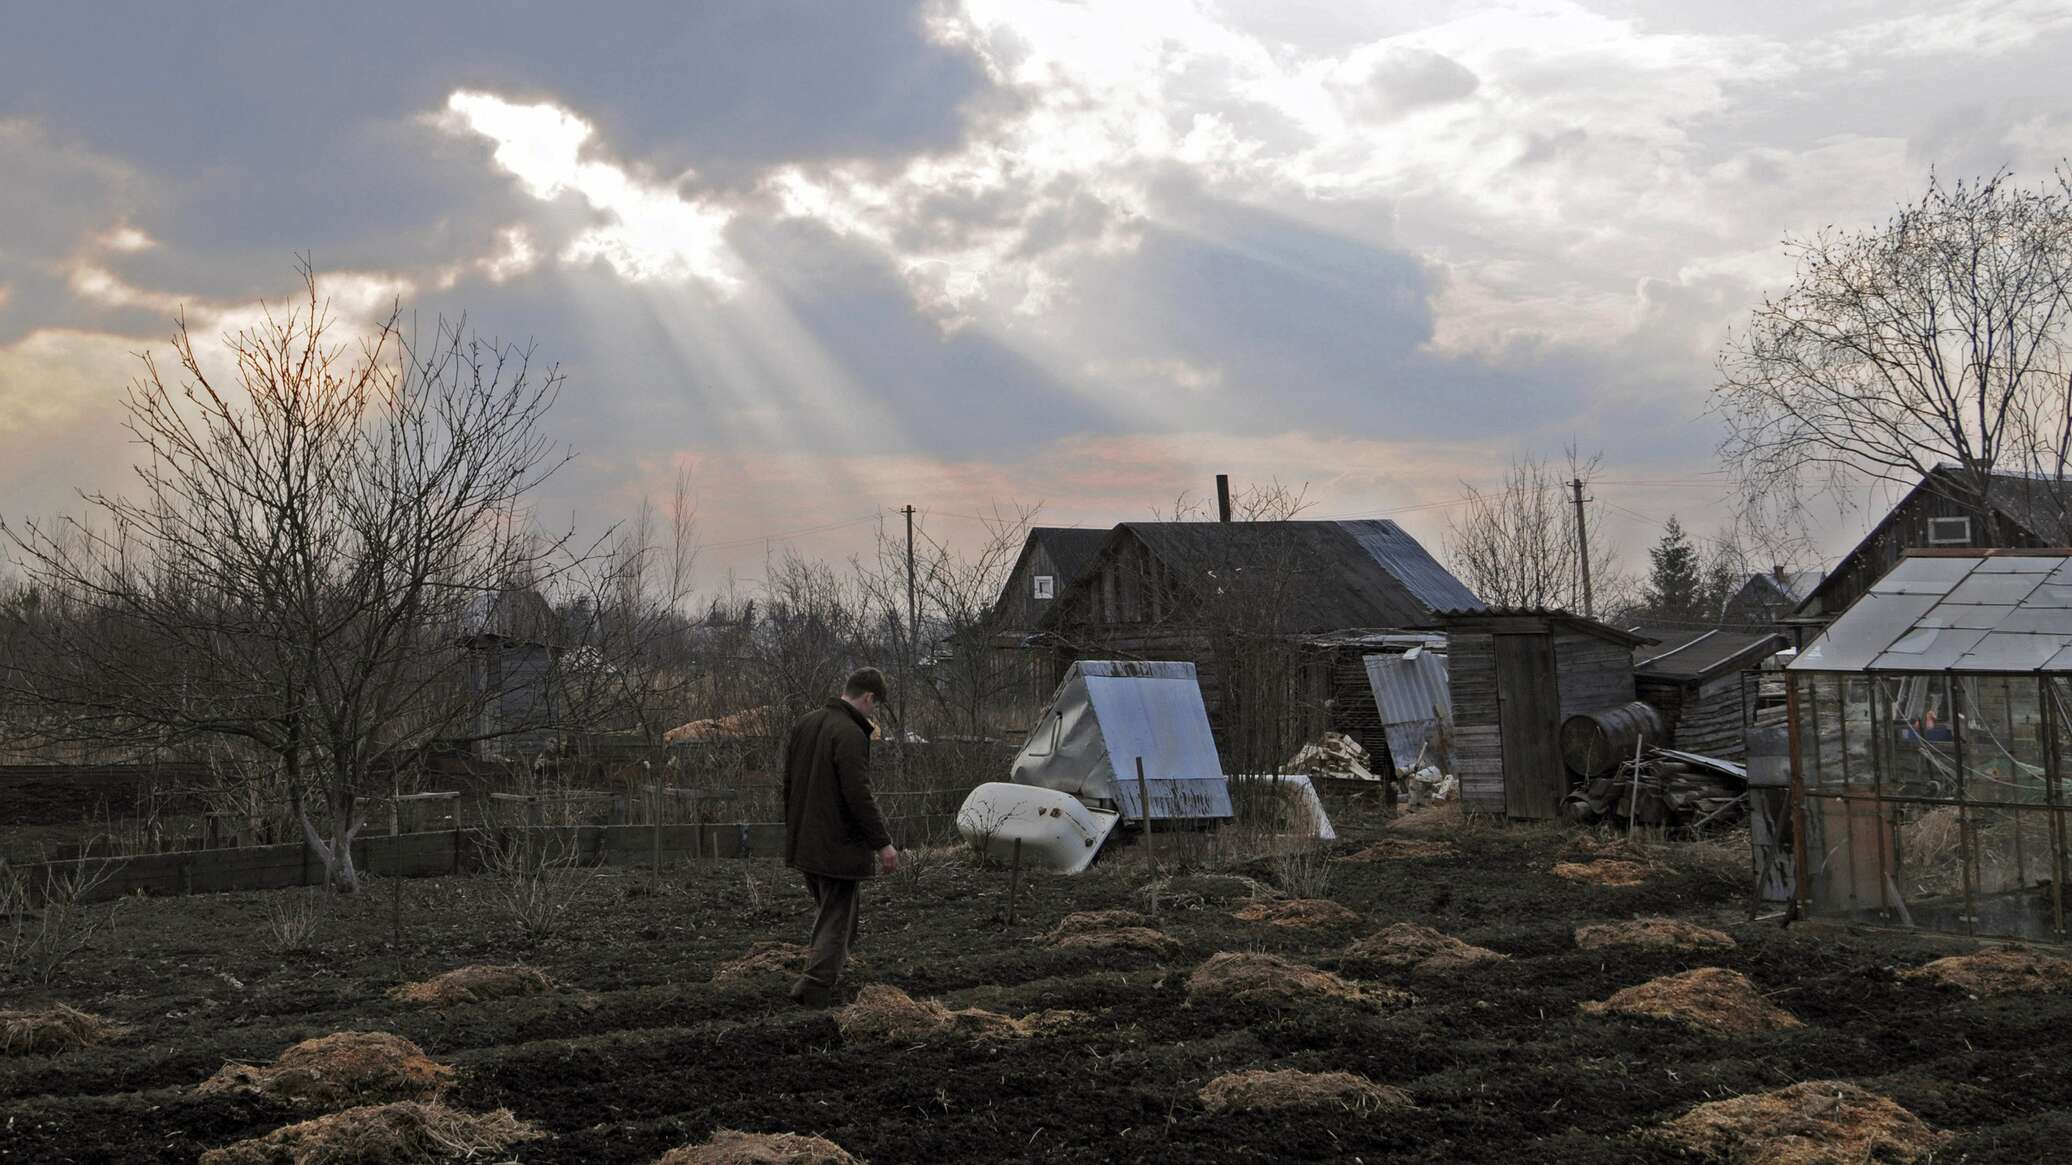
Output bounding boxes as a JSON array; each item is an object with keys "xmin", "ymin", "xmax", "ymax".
[
  {"xmin": 1629, "ymin": 626, "xmax": 1787, "ymax": 682},
  {"xmin": 1364, "ymin": 650, "xmax": 1452, "ymax": 770},
  {"xmin": 1335, "ymin": 520, "xmax": 1485, "ymax": 614},
  {"xmin": 1012, "ymin": 660, "xmax": 1234, "ymax": 819}
]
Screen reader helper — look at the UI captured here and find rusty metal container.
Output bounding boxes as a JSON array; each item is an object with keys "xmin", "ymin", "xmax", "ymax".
[{"xmin": 1560, "ymin": 701, "xmax": 1667, "ymax": 777}]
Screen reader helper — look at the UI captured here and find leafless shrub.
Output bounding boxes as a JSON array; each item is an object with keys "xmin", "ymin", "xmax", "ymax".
[
  {"xmin": 474, "ymin": 830, "xmax": 599, "ymax": 943},
  {"xmin": 1269, "ymin": 844, "xmax": 1334, "ymax": 900},
  {"xmin": 262, "ymin": 888, "xmax": 326, "ymax": 954},
  {"xmin": 2, "ymin": 855, "xmax": 126, "ymax": 985}
]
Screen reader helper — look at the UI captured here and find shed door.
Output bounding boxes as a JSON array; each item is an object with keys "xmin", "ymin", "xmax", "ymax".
[{"xmin": 1493, "ymin": 633, "xmax": 1564, "ymax": 819}]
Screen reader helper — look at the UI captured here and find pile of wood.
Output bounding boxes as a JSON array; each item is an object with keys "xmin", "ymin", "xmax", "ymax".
[{"xmin": 1563, "ymin": 748, "xmax": 1745, "ymax": 833}]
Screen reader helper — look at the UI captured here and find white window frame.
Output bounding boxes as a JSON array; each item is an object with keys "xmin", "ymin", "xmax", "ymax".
[
  {"xmin": 1926, "ymin": 516, "xmax": 1972, "ymax": 546},
  {"xmin": 1033, "ymin": 574, "xmax": 1054, "ymax": 599}
]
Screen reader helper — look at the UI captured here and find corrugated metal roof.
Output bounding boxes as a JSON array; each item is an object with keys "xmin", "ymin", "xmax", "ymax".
[
  {"xmin": 1629, "ymin": 626, "xmax": 1788, "ymax": 682},
  {"xmin": 1114, "ymin": 519, "xmax": 1482, "ymax": 631},
  {"xmin": 1363, "ymin": 650, "xmax": 1452, "ymax": 769},
  {"xmin": 1790, "ymin": 551, "xmax": 2072, "ymax": 672},
  {"xmin": 1441, "ymin": 607, "xmax": 1657, "ymax": 647}
]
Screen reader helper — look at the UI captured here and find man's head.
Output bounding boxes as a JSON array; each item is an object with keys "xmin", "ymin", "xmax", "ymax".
[{"xmin": 842, "ymin": 667, "xmax": 889, "ymax": 718}]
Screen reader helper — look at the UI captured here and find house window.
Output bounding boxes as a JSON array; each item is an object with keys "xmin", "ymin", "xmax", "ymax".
[
  {"xmin": 1033, "ymin": 574, "xmax": 1054, "ymax": 599},
  {"xmin": 1927, "ymin": 516, "xmax": 1972, "ymax": 546}
]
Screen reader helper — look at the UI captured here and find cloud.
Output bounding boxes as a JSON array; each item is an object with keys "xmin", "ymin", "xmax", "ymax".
[{"xmin": 439, "ymin": 91, "xmax": 738, "ymax": 289}]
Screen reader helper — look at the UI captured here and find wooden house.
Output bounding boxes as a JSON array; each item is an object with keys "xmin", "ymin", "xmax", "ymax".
[
  {"xmin": 1722, "ymin": 568, "xmax": 1822, "ymax": 631},
  {"xmin": 1627, "ymin": 625, "xmax": 1787, "ymax": 760},
  {"xmin": 1444, "ymin": 609, "xmax": 1651, "ymax": 819},
  {"xmin": 1035, "ymin": 520, "xmax": 1482, "ymax": 773},
  {"xmin": 1788, "ymin": 467, "xmax": 2072, "ymax": 642},
  {"xmin": 996, "ymin": 527, "xmax": 1113, "ymax": 636}
]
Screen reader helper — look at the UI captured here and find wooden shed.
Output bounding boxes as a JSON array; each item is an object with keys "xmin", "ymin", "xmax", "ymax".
[
  {"xmin": 1628, "ymin": 626, "xmax": 1787, "ymax": 761},
  {"xmin": 1443, "ymin": 609, "xmax": 1652, "ymax": 819}
]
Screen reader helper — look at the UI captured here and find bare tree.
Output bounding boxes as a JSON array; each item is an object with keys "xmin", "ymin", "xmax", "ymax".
[
  {"xmin": 1716, "ymin": 169, "xmax": 2072, "ymax": 537},
  {"xmin": 1445, "ymin": 453, "xmax": 1625, "ymax": 611},
  {"xmin": 1, "ymin": 268, "xmax": 580, "ymax": 891}
]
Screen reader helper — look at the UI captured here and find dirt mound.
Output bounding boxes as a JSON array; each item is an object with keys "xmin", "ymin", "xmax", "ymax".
[
  {"xmin": 1654, "ymin": 1079, "xmax": 1950, "ymax": 1165},
  {"xmin": 387, "ymin": 964, "xmax": 553, "ymax": 1007},
  {"xmin": 1552, "ymin": 859, "xmax": 1651, "ymax": 887},
  {"xmin": 197, "ymin": 1101, "xmax": 539, "ymax": 1165},
  {"xmin": 656, "ymin": 1129, "xmax": 860, "ymax": 1165},
  {"xmin": 1043, "ymin": 909, "xmax": 1151, "ymax": 937},
  {"xmin": 1580, "ymin": 967, "xmax": 1801, "ymax": 1036},
  {"xmin": 1337, "ymin": 839, "xmax": 1454, "ymax": 861},
  {"xmin": 1052, "ymin": 927, "xmax": 1178, "ymax": 954},
  {"xmin": 712, "ymin": 941, "xmax": 812, "ymax": 985},
  {"xmin": 1143, "ymin": 873, "xmax": 1277, "ymax": 910},
  {"xmin": 1899, "ymin": 946, "xmax": 2072, "ymax": 995},
  {"xmin": 199, "ymin": 1031, "xmax": 453, "ymax": 1106},
  {"xmin": 1232, "ymin": 898, "xmax": 1361, "ymax": 928},
  {"xmin": 834, "ymin": 984, "xmax": 1081, "ymax": 1044},
  {"xmin": 1575, "ymin": 918, "xmax": 1736, "ymax": 953},
  {"xmin": 1344, "ymin": 923, "xmax": 1505, "ymax": 973},
  {"xmin": 1198, "ymin": 1068, "xmax": 1412, "ymax": 1115},
  {"xmin": 0, "ymin": 1004, "xmax": 127, "ymax": 1056},
  {"xmin": 1186, "ymin": 952, "xmax": 1412, "ymax": 1011}
]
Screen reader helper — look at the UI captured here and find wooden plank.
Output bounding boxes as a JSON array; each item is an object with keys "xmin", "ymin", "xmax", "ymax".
[{"xmin": 1495, "ymin": 633, "xmax": 1565, "ymax": 819}]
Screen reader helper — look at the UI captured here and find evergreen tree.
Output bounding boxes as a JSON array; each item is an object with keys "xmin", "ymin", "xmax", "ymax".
[{"xmin": 1644, "ymin": 517, "xmax": 1704, "ymax": 620}]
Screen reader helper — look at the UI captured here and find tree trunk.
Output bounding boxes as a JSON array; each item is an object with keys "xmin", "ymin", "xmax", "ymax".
[{"xmin": 295, "ymin": 787, "xmax": 365, "ymax": 893}]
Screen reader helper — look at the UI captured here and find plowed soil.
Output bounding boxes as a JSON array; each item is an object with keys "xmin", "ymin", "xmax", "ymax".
[{"xmin": 4, "ymin": 801, "xmax": 2069, "ymax": 1163}]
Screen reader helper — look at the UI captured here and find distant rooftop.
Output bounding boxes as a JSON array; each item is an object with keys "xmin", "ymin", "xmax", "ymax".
[{"xmin": 1790, "ymin": 550, "xmax": 2072, "ymax": 673}]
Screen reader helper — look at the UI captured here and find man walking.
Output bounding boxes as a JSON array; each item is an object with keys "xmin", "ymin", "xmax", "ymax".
[{"xmin": 781, "ymin": 667, "xmax": 899, "ymax": 1006}]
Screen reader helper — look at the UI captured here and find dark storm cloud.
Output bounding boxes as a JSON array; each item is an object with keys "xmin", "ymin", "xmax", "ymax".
[{"xmin": 0, "ymin": 1, "xmax": 983, "ymax": 301}]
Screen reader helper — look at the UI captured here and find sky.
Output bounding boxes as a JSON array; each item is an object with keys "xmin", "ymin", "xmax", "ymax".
[{"xmin": 6, "ymin": 0, "xmax": 2072, "ymax": 590}]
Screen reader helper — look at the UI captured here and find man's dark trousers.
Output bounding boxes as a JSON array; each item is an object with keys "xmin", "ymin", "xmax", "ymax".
[{"xmin": 796, "ymin": 873, "xmax": 862, "ymax": 1003}]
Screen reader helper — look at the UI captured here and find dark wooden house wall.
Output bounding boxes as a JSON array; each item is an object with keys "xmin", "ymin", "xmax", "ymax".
[
  {"xmin": 1326, "ymin": 649, "xmax": 1393, "ymax": 772},
  {"xmin": 1000, "ymin": 542, "xmax": 1067, "ymax": 634},
  {"xmin": 1552, "ymin": 631, "xmax": 1637, "ymax": 718},
  {"xmin": 1638, "ymin": 673, "xmax": 1755, "ymax": 760},
  {"xmin": 1801, "ymin": 488, "xmax": 2047, "ymax": 622},
  {"xmin": 1449, "ymin": 631, "xmax": 1503, "ymax": 811},
  {"xmin": 1450, "ymin": 621, "xmax": 1638, "ymax": 818}
]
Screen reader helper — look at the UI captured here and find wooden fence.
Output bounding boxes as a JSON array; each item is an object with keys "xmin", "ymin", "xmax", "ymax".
[{"xmin": 7, "ymin": 812, "xmax": 960, "ymax": 905}]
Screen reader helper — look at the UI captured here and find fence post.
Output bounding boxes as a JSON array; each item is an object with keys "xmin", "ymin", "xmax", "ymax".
[
  {"xmin": 1135, "ymin": 757, "xmax": 1154, "ymax": 854},
  {"xmin": 1007, "ymin": 838, "xmax": 1022, "ymax": 925},
  {"xmin": 650, "ymin": 772, "xmax": 662, "ymax": 890}
]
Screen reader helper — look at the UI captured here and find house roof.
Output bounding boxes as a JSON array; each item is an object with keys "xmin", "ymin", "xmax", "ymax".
[
  {"xmin": 1046, "ymin": 519, "xmax": 1483, "ymax": 632},
  {"xmin": 1628, "ymin": 625, "xmax": 1788, "ymax": 682},
  {"xmin": 1028, "ymin": 527, "xmax": 1110, "ymax": 588},
  {"xmin": 1738, "ymin": 570, "xmax": 1823, "ymax": 606},
  {"xmin": 1794, "ymin": 467, "xmax": 2070, "ymax": 620},
  {"xmin": 1439, "ymin": 607, "xmax": 1656, "ymax": 647},
  {"xmin": 1790, "ymin": 550, "xmax": 2072, "ymax": 673}
]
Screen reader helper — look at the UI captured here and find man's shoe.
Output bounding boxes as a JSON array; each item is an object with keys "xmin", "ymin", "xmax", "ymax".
[{"xmin": 789, "ymin": 978, "xmax": 834, "ymax": 1008}]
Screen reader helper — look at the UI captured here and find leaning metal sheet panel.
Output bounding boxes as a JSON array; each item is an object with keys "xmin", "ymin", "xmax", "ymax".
[
  {"xmin": 1010, "ymin": 670, "xmax": 1105, "ymax": 800},
  {"xmin": 1790, "ymin": 591, "xmax": 1939, "ymax": 671},
  {"xmin": 1364, "ymin": 650, "xmax": 1452, "ymax": 770},
  {"xmin": 1082, "ymin": 671, "xmax": 1234, "ymax": 819}
]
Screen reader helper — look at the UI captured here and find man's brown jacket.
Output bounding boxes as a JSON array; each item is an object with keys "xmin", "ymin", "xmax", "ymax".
[{"xmin": 782, "ymin": 698, "xmax": 892, "ymax": 880}]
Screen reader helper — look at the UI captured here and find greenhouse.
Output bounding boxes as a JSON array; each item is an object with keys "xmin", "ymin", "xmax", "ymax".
[{"xmin": 1787, "ymin": 550, "xmax": 2072, "ymax": 941}]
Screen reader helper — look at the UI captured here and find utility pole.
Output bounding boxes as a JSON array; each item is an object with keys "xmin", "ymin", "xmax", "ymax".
[
  {"xmin": 1570, "ymin": 477, "xmax": 1595, "ymax": 618},
  {"xmin": 903, "ymin": 505, "xmax": 918, "ymax": 650},
  {"xmin": 900, "ymin": 504, "xmax": 917, "ymax": 768}
]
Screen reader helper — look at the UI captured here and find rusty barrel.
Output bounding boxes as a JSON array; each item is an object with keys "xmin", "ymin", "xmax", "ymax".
[{"xmin": 1560, "ymin": 701, "xmax": 1666, "ymax": 777}]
